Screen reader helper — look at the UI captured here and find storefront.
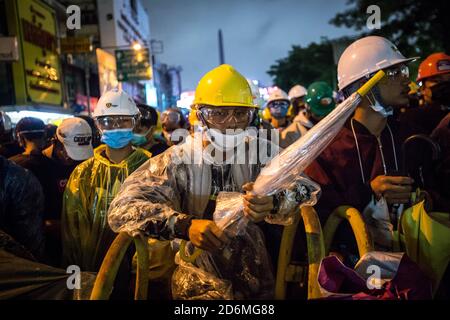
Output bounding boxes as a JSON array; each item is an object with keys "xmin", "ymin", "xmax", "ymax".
[{"xmin": 5, "ymin": 0, "xmax": 63, "ymax": 106}]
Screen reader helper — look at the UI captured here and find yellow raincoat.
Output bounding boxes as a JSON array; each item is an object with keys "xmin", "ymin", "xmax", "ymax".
[
  {"xmin": 61, "ymin": 145, "xmax": 151, "ymax": 271},
  {"xmin": 400, "ymin": 200, "xmax": 450, "ymax": 293}
]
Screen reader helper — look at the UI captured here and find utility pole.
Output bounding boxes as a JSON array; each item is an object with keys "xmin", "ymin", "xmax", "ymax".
[
  {"xmin": 218, "ymin": 29, "xmax": 225, "ymax": 65},
  {"xmin": 84, "ymin": 53, "xmax": 91, "ymax": 117}
]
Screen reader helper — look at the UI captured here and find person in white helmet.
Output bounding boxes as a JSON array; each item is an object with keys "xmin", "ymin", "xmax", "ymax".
[
  {"xmin": 305, "ymin": 36, "xmax": 418, "ymax": 251},
  {"xmin": 288, "ymin": 84, "xmax": 307, "ymax": 116},
  {"xmin": 61, "ymin": 89, "xmax": 152, "ymax": 273},
  {"xmin": 263, "ymin": 88, "xmax": 291, "ymax": 130}
]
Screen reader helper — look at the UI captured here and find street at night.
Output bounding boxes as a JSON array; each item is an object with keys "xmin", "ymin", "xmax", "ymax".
[{"xmin": 0, "ymin": 0, "xmax": 449, "ymax": 315}]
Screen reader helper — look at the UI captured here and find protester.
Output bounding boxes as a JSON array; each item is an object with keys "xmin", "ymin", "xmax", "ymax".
[
  {"xmin": 288, "ymin": 84, "xmax": 308, "ymax": 116},
  {"xmin": 9, "ymin": 117, "xmax": 54, "ymax": 217},
  {"xmin": 262, "ymin": 88, "xmax": 291, "ymax": 130},
  {"xmin": 160, "ymin": 108, "xmax": 187, "ymax": 146},
  {"xmin": 44, "ymin": 124, "xmax": 58, "ymax": 149},
  {"xmin": 281, "ymin": 81, "xmax": 336, "ymax": 148},
  {"xmin": 76, "ymin": 115, "xmax": 102, "ymax": 149},
  {"xmin": 42, "ymin": 117, "xmax": 94, "ymax": 266},
  {"xmin": 397, "ymin": 52, "xmax": 450, "ymax": 139},
  {"xmin": 0, "ymin": 155, "xmax": 45, "ymax": 260},
  {"xmin": 305, "ymin": 36, "xmax": 418, "ymax": 251},
  {"xmin": 0, "ymin": 112, "xmax": 22, "ymax": 158},
  {"xmin": 132, "ymin": 103, "xmax": 169, "ymax": 156},
  {"xmin": 61, "ymin": 89, "xmax": 151, "ymax": 272},
  {"xmin": 107, "ymin": 64, "xmax": 319, "ymax": 299}
]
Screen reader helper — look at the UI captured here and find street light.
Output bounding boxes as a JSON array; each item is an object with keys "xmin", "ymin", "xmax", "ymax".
[{"xmin": 132, "ymin": 42, "xmax": 142, "ymax": 51}]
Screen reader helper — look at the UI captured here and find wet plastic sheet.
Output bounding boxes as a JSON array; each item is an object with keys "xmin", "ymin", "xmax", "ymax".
[
  {"xmin": 0, "ymin": 231, "xmax": 96, "ymax": 300},
  {"xmin": 253, "ymin": 92, "xmax": 361, "ymax": 195}
]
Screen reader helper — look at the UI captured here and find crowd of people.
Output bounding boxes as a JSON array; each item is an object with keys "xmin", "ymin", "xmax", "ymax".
[{"xmin": 0, "ymin": 35, "xmax": 449, "ymax": 300}]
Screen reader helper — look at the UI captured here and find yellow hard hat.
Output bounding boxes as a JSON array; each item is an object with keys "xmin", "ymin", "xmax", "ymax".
[
  {"xmin": 193, "ymin": 64, "xmax": 256, "ymax": 108},
  {"xmin": 188, "ymin": 108, "xmax": 200, "ymax": 126},
  {"xmin": 262, "ymin": 107, "xmax": 271, "ymax": 120}
]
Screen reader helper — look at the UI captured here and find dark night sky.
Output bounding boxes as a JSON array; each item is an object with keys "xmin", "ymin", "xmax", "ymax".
[{"xmin": 143, "ymin": 0, "xmax": 358, "ymax": 91}]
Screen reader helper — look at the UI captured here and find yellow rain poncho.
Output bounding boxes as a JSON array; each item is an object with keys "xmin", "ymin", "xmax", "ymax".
[
  {"xmin": 61, "ymin": 145, "xmax": 151, "ymax": 271},
  {"xmin": 400, "ymin": 201, "xmax": 450, "ymax": 294}
]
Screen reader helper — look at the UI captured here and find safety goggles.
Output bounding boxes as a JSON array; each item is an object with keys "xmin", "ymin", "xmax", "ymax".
[
  {"xmin": 383, "ymin": 64, "xmax": 410, "ymax": 81},
  {"xmin": 95, "ymin": 116, "xmax": 136, "ymax": 131},
  {"xmin": 198, "ymin": 106, "xmax": 253, "ymax": 125},
  {"xmin": 161, "ymin": 111, "xmax": 182, "ymax": 124},
  {"xmin": 268, "ymin": 100, "xmax": 290, "ymax": 110}
]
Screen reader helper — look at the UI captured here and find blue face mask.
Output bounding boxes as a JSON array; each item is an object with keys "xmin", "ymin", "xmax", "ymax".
[
  {"xmin": 101, "ymin": 129, "xmax": 134, "ymax": 149},
  {"xmin": 131, "ymin": 133, "xmax": 147, "ymax": 146},
  {"xmin": 269, "ymin": 106, "xmax": 288, "ymax": 119}
]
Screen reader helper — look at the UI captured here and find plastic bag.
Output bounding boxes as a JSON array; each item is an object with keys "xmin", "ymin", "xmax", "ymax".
[
  {"xmin": 172, "ymin": 193, "xmax": 275, "ymax": 299},
  {"xmin": 172, "ymin": 253, "xmax": 233, "ymax": 300},
  {"xmin": 362, "ymin": 196, "xmax": 395, "ymax": 250},
  {"xmin": 317, "ymin": 252, "xmax": 433, "ymax": 300}
]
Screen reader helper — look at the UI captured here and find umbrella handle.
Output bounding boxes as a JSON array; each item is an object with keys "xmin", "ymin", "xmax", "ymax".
[{"xmin": 356, "ymin": 70, "xmax": 386, "ymax": 96}]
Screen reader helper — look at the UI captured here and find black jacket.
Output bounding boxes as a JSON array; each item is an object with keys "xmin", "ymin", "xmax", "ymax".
[{"xmin": 0, "ymin": 156, "xmax": 45, "ymax": 259}]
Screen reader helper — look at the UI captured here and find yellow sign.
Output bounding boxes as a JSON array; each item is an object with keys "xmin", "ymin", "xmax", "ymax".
[
  {"xmin": 61, "ymin": 37, "xmax": 92, "ymax": 54},
  {"xmin": 13, "ymin": 0, "xmax": 63, "ymax": 105},
  {"xmin": 96, "ymin": 48, "xmax": 119, "ymax": 95}
]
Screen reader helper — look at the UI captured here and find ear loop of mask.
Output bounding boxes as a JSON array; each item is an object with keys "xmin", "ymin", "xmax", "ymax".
[{"xmin": 365, "ymin": 85, "xmax": 393, "ymax": 117}]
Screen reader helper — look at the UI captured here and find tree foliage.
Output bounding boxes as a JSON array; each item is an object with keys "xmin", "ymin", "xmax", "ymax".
[
  {"xmin": 268, "ymin": 0, "xmax": 449, "ymax": 89},
  {"xmin": 267, "ymin": 38, "xmax": 336, "ymax": 91},
  {"xmin": 330, "ymin": 0, "xmax": 450, "ymax": 58}
]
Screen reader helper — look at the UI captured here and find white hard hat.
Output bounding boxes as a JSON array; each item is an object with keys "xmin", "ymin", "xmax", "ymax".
[
  {"xmin": 267, "ymin": 88, "xmax": 289, "ymax": 105},
  {"xmin": 337, "ymin": 36, "xmax": 418, "ymax": 91},
  {"xmin": 288, "ymin": 85, "xmax": 307, "ymax": 99},
  {"xmin": 93, "ymin": 88, "xmax": 139, "ymax": 118},
  {"xmin": 57, "ymin": 118, "xmax": 93, "ymax": 161}
]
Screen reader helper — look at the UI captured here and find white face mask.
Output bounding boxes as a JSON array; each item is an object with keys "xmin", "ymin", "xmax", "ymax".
[
  {"xmin": 370, "ymin": 103, "xmax": 394, "ymax": 118},
  {"xmin": 205, "ymin": 128, "xmax": 248, "ymax": 152},
  {"xmin": 367, "ymin": 90, "xmax": 393, "ymax": 118}
]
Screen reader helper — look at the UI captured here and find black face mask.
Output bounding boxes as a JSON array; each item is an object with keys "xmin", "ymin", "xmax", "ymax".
[{"xmin": 430, "ymin": 80, "xmax": 450, "ymax": 106}]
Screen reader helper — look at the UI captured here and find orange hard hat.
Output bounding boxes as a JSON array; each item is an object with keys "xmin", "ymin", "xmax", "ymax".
[{"xmin": 416, "ymin": 52, "xmax": 450, "ymax": 82}]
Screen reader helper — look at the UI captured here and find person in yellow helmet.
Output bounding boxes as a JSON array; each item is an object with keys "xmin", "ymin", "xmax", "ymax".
[
  {"xmin": 107, "ymin": 64, "xmax": 319, "ymax": 299},
  {"xmin": 61, "ymin": 89, "xmax": 151, "ymax": 273}
]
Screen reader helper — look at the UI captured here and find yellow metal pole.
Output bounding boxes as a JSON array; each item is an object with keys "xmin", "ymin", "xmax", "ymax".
[
  {"xmin": 301, "ymin": 206, "xmax": 325, "ymax": 300},
  {"xmin": 134, "ymin": 236, "xmax": 150, "ymax": 300},
  {"xmin": 90, "ymin": 233, "xmax": 133, "ymax": 300},
  {"xmin": 323, "ymin": 206, "xmax": 374, "ymax": 257},
  {"xmin": 274, "ymin": 209, "xmax": 301, "ymax": 300},
  {"xmin": 274, "ymin": 206, "xmax": 325, "ymax": 300}
]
